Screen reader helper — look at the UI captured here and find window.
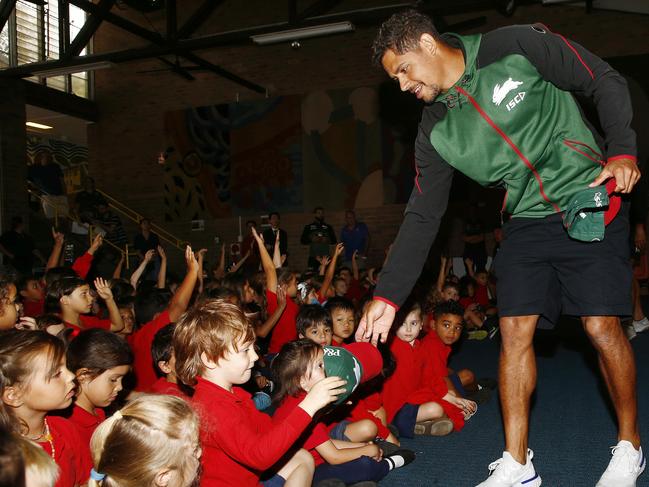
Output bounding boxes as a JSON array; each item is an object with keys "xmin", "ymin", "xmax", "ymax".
[
  {"xmin": 1, "ymin": 1, "xmax": 91, "ymax": 98},
  {"xmin": 0, "ymin": 23, "xmax": 9, "ymax": 67}
]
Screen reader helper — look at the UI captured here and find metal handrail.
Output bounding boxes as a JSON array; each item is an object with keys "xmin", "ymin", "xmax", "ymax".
[
  {"xmin": 26, "ymin": 187, "xmax": 69, "ymax": 228},
  {"xmin": 27, "ymin": 186, "xmax": 136, "ymax": 269},
  {"xmin": 87, "ymin": 225, "xmax": 137, "ymax": 269},
  {"xmin": 95, "ymin": 189, "xmax": 187, "ymax": 251}
]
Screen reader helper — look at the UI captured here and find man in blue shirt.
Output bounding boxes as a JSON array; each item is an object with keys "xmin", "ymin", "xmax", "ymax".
[{"xmin": 340, "ymin": 210, "xmax": 370, "ymax": 266}]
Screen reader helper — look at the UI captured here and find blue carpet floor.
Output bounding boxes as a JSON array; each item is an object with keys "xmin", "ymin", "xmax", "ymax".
[{"xmin": 381, "ymin": 315, "xmax": 649, "ymax": 487}]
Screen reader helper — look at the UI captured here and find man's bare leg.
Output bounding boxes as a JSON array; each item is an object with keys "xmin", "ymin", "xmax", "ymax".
[
  {"xmin": 500, "ymin": 315, "xmax": 539, "ymax": 464},
  {"xmin": 582, "ymin": 316, "xmax": 640, "ymax": 448}
]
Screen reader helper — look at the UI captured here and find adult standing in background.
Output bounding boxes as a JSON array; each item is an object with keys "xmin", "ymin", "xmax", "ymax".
[
  {"xmin": 301, "ymin": 207, "xmax": 337, "ymax": 269},
  {"xmin": 27, "ymin": 150, "xmax": 69, "ymax": 224},
  {"xmin": 340, "ymin": 210, "xmax": 370, "ymax": 268},
  {"xmin": 262, "ymin": 212, "xmax": 288, "ymax": 266},
  {"xmin": 133, "ymin": 218, "xmax": 160, "ymax": 281}
]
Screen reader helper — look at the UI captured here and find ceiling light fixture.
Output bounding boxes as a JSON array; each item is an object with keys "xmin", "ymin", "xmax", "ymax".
[
  {"xmin": 251, "ymin": 21, "xmax": 355, "ymax": 45},
  {"xmin": 30, "ymin": 61, "xmax": 115, "ymax": 78},
  {"xmin": 26, "ymin": 122, "xmax": 53, "ymax": 130}
]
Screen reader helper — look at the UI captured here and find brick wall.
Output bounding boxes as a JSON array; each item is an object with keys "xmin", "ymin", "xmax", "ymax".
[{"xmin": 86, "ymin": 2, "xmax": 649, "ymax": 273}]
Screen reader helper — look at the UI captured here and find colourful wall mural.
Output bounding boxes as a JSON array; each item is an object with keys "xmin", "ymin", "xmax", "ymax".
[
  {"xmin": 26, "ymin": 135, "xmax": 89, "ymax": 193},
  {"xmin": 161, "ymin": 84, "xmax": 420, "ymax": 221}
]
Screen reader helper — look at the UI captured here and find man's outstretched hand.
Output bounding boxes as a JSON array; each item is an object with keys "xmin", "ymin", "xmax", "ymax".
[{"xmin": 355, "ymin": 299, "xmax": 396, "ymax": 346}]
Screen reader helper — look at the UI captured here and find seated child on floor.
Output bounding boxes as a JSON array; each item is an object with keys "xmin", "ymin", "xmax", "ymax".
[
  {"xmin": 0, "ymin": 424, "xmax": 59, "ymax": 487},
  {"xmin": 324, "ymin": 297, "xmax": 356, "ymax": 346},
  {"xmin": 65, "ymin": 328, "xmax": 133, "ymax": 447},
  {"xmin": 0, "ymin": 275, "xmax": 19, "ymax": 331},
  {"xmin": 45, "ymin": 276, "xmax": 124, "ymax": 333},
  {"xmin": 272, "ymin": 339, "xmax": 415, "ymax": 486},
  {"xmin": 173, "ymin": 299, "xmax": 347, "ymax": 486},
  {"xmin": 297, "ymin": 304, "xmax": 386, "ymax": 445},
  {"xmin": 149, "ymin": 324, "xmax": 188, "ymax": 397},
  {"xmin": 88, "ymin": 394, "xmax": 201, "ymax": 487},
  {"xmin": 423, "ymin": 300, "xmax": 495, "ymax": 404},
  {"xmin": 382, "ymin": 299, "xmax": 477, "ymax": 438},
  {"xmin": 251, "ymin": 227, "xmax": 300, "ymax": 355},
  {"xmin": 0, "ymin": 330, "xmax": 92, "ymax": 487},
  {"xmin": 17, "ymin": 274, "xmax": 45, "ymax": 318},
  {"xmin": 296, "ymin": 304, "xmax": 333, "ymax": 347}
]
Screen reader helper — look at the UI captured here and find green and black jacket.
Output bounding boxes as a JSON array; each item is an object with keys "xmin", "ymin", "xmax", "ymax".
[{"xmin": 375, "ymin": 24, "xmax": 637, "ymax": 309}]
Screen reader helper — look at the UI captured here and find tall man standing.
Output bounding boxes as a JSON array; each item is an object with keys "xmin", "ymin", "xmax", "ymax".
[{"xmin": 357, "ymin": 10, "xmax": 643, "ymax": 487}]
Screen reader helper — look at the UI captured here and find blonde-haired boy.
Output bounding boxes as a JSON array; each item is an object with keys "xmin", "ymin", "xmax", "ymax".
[{"xmin": 173, "ymin": 299, "xmax": 347, "ymax": 487}]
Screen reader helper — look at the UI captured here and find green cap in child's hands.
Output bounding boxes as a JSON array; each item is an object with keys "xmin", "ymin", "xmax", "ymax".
[{"xmin": 322, "ymin": 343, "xmax": 383, "ymax": 405}]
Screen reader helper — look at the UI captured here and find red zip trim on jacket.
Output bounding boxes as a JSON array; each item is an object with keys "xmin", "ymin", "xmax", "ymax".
[
  {"xmin": 563, "ymin": 139, "xmax": 605, "ymax": 166},
  {"xmin": 539, "ymin": 24, "xmax": 595, "ymax": 80},
  {"xmin": 414, "ymin": 164, "xmax": 423, "ymax": 194},
  {"xmin": 455, "ymin": 86, "xmax": 562, "ymax": 213},
  {"xmin": 555, "ymin": 34, "xmax": 594, "ymax": 79}
]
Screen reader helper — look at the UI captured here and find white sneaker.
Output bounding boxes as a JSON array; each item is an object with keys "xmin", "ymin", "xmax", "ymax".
[
  {"xmin": 633, "ymin": 317, "xmax": 649, "ymax": 333},
  {"xmin": 596, "ymin": 440, "xmax": 645, "ymax": 487},
  {"xmin": 625, "ymin": 323, "xmax": 638, "ymax": 341},
  {"xmin": 475, "ymin": 449, "xmax": 541, "ymax": 487}
]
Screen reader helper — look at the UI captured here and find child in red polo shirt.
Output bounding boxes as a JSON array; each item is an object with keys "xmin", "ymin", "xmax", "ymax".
[
  {"xmin": 88, "ymin": 394, "xmax": 201, "ymax": 487},
  {"xmin": 46, "ymin": 276, "xmax": 124, "ymax": 334},
  {"xmin": 149, "ymin": 324, "xmax": 187, "ymax": 397},
  {"xmin": 251, "ymin": 228, "xmax": 300, "ymax": 355},
  {"xmin": 422, "ymin": 300, "xmax": 491, "ymax": 404},
  {"xmin": 173, "ymin": 299, "xmax": 347, "ymax": 487},
  {"xmin": 0, "ymin": 329, "xmax": 92, "ymax": 487},
  {"xmin": 128, "ymin": 245, "xmax": 198, "ymax": 391},
  {"xmin": 297, "ymin": 304, "xmax": 388, "ymax": 446},
  {"xmin": 382, "ymin": 299, "xmax": 477, "ymax": 438},
  {"xmin": 17, "ymin": 274, "xmax": 45, "ymax": 318},
  {"xmin": 272, "ymin": 339, "xmax": 415, "ymax": 485},
  {"xmin": 325, "ymin": 297, "xmax": 356, "ymax": 346},
  {"xmin": 65, "ymin": 328, "xmax": 133, "ymax": 447}
]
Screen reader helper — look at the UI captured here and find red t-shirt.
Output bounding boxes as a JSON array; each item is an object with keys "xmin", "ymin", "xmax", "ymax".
[
  {"xmin": 64, "ymin": 314, "xmax": 111, "ymax": 334},
  {"xmin": 459, "ymin": 296, "xmax": 479, "ymax": 310},
  {"xmin": 71, "ymin": 252, "xmax": 93, "ymax": 279},
  {"xmin": 273, "ymin": 392, "xmax": 329, "ymax": 466},
  {"xmin": 127, "ymin": 309, "xmax": 172, "ymax": 391},
  {"xmin": 149, "ymin": 377, "xmax": 186, "ymax": 397},
  {"xmin": 192, "ymin": 376, "xmax": 312, "ymax": 486},
  {"xmin": 39, "ymin": 416, "xmax": 92, "ymax": 487},
  {"xmin": 68, "ymin": 405, "xmax": 106, "ymax": 450},
  {"xmin": 23, "ymin": 298, "xmax": 44, "ymax": 318},
  {"xmin": 344, "ymin": 278, "xmax": 365, "ymax": 303},
  {"xmin": 266, "ymin": 290, "xmax": 298, "ymax": 354},
  {"xmin": 475, "ymin": 284, "xmax": 490, "ymax": 308}
]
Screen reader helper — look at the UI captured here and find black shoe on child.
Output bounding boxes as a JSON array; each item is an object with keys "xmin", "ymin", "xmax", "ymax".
[
  {"xmin": 386, "ymin": 448, "xmax": 417, "ymax": 468},
  {"xmin": 375, "ymin": 439, "xmax": 400, "ymax": 456}
]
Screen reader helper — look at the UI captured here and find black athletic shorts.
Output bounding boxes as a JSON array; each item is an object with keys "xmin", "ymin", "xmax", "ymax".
[{"xmin": 493, "ymin": 205, "xmax": 632, "ymax": 325}]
